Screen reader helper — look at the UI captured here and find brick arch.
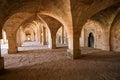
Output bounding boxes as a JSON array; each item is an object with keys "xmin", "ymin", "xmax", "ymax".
[
  {"xmin": 91, "ymin": 3, "xmax": 120, "ymax": 30},
  {"xmin": 21, "ymin": 18, "xmax": 40, "ymax": 36},
  {"xmin": 0, "ymin": 0, "xmax": 72, "ymax": 41},
  {"xmin": 40, "ymin": 14, "xmax": 62, "ymax": 34},
  {"xmin": 3, "ymin": 12, "xmax": 34, "ymax": 36},
  {"xmin": 110, "ymin": 11, "xmax": 120, "ymax": 52},
  {"xmin": 81, "ymin": 20, "xmax": 106, "ymax": 50},
  {"xmin": 56, "ymin": 27, "xmax": 62, "ymax": 44},
  {"xmin": 0, "ymin": 0, "xmax": 71, "ymax": 30},
  {"xmin": 24, "ymin": 27, "xmax": 35, "ymax": 42},
  {"xmin": 70, "ymin": 1, "xmax": 120, "ymax": 37},
  {"xmin": 2, "ymin": 12, "xmax": 34, "ymax": 54},
  {"xmin": 39, "ymin": 14, "xmax": 63, "ymax": 49},
  {"xmin": 80, "ymin": 4, "xmax": 120, "ymax": 51}
]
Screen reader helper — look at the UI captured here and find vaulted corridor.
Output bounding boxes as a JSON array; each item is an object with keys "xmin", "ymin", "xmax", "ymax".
[{"xmin": 0, "ymin": 0, "xmax": 120, "ymax": 80}]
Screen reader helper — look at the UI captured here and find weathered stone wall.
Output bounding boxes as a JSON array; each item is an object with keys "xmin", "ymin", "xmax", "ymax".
[
  {"xmin": 80, "ymin": 4, "xmax": 120, "ymax": 52},
  {"xmin": 110, "ymin": 12, "xmax": 120, "ymax": 52},
  {"xmin": 111, "ymin": 26, "xmax": 120, "ymax": 52},
  {"xmin": 81, "ymin": 20, "xmax": 109, "ymax": 50}
]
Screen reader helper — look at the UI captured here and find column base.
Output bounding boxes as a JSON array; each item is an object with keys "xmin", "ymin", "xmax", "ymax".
[
  {"xmin": 17, "ymin": 43, "xmax": 22, "ymax": 47},
  {"xmin": 48, "ymin": 44, "xmax": 56, "ymax": 49},
  {"xmin": 67, "ymin": 49, "xmax": 81, "ymax": 59},
  {"xmin": 0, "ymin": 57, "xmax": 4, "ymax": 73},
  {"xmin": 42, "ymin": 42, "xmax": 47, "ymax": 46},
  {"xmin": 49, "ymin": 46, "xmax": 56, "ymax": 49},
  {"xmin": 8, "ymin": 48, "xmax": 18, "ymax": 54}
]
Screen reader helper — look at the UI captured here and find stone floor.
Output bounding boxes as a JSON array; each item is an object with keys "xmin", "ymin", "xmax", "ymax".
[{"xmin": 0, "ymin": 42, "xmax": 120, "ymax": 80}]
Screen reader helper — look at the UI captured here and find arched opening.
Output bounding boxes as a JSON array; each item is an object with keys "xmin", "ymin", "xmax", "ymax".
[
  {"xmin": 25, "ymin": 31, "xmax": 32, "ymax": 41},
  {"xmin": 56, "ymin": 27, "xmax": 62, "ymax": 44},
  {"xmin": 56, "ymin": 26, "xmax": 68, "ymax": 48},
  {"xmin": 88, "ymin": 32, "xmax": 94, "ymax": 48}
]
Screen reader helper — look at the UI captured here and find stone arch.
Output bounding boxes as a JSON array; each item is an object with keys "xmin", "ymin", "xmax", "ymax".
[
  {"xmin": 70, "ymin": 1, "xmax": 120, "ymax": 38},
  {"xmin": 0, "ymin": 0, "xmax": 71, "ymax": 34},
  {"xmin": 2, "ymin": 12, "xmax": 34, "ymax": 53},
  {"xmin": 0, "ymin": 0, "xmax": 71, "ymax": 58},
  {"xmin": 84, "ymin": 21, "xmax": 96, "ymax": 48},
  {"xmin": 24, "ymin": 27, "xmax": 35, "ymax": 42},
  {"xmin": 56, "ymin": 26, "xmax": 67, "ymax": 45},
  {"xmin": 3, "ymin": 12, "xmax": 34, "ymax": 35},
  {"xmin": 110, "ymin": 11, "xmax": 120, "ymax": 52},
  {"xmin": 23, "ymin": 23, "xmax": 40, "ymax": 42},
  {"xmin": 80, "ymin": 4, "xmax": 120, "ymax": 51},
  {"xmin": 56, "ymin": 27, "xmax": 62, "ymax": 44},
  {"xmin": 35, "ymin": 15, "xmax": 51, "ymax": 45},
  {"xmin": 81, "ymin": 20, "xmax": 106, "ymax": 49},
  {"xmin": 66, "ymin": 1, "xmax": 120, "ymax": 59},
  {"xmin": 40, "ymin": 14, "xmax": 63, "ymax": 49},
  {"xmin": 0, "ymin": 1, "xmax": 72, "ymax": 51}
]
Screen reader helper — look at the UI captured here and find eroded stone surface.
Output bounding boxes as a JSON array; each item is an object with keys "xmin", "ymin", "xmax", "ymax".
[{"xmin": 0, "ymin": 42, "xmax": 120, "ymax": 80}]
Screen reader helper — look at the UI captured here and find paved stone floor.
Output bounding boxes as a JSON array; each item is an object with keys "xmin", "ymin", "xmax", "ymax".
[{"xmin": 0, "ymin": 42, "xmax": 120, "ymax": 80}]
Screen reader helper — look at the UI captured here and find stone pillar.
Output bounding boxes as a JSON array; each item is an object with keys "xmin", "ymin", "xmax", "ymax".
[
  {"xmin": 0, "ymin": 40, "xmax": 1, "ymax": 57},
  {"xmin": 7, "ymin": 34, "xmax": 18, "ymax": 54},
  {"xmin": 42, "ymin": 27, "xmax": 47, "ymax": 45},
  {"xmin": 103, "ymin": 30, "xmax": 110, "ymax": 51},
  {"xmin": 84, "ymin": 29, "xmax": 88, "ymax": 47},
  {"xmin": 61, "ymin": 26, "xmax": 64, "ymax": 44},
  {"xmin": 46, "ymin": 30, "xmax": 49, "ymax": 45},
  {"xmin": 49, "ymin": 33, "xmax": 56, "ymax": 49},
  {"xmin": 2, "ymin": 30, "xmax": 7, "ymax": 44},
  {"xmin": 20, "ymin": 28, "xmax": 25, "ymax": 44},
  {"xmin": 67, "ymin": 33, "xmax": 81, "ymax": 59},
  {"xmin": 64, "ymin": 32, "xmax": 68, "ymax": 44},
  {"xmin": 39, "ymin": 27, "xmax": 42, "ymax": 45},
  {"xmin": 0, "ymin": 30, "xmax": 4, "ymax": 72},
  {"xmin": 0, "ymin": 30, "xmax": 6, "ymax": 44},
  {"xmin": 17, "ymin": 29, "xmax": 22, "ymax": 47},
  {"xmin": 37, "ymin": 26, "xmax": 40, "ymax": 43}
]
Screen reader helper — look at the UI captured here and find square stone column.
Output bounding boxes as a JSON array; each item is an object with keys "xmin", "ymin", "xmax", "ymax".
[
  {"xmin": 39, "ymin": 27, "xmax": 43, "ymax": 45},
  {"xmin": 0, "ymin": 39, "xmax": 4, "ymax": 72},
  {"xmin": 67, "ymin": 34, "xmax": 81, "ymax": 59},
  {"xmin": 0, "ymin": 57, "xmax": 4, "ymax": 72},
  {"xmin": 7, "ymin": 35, "xmax": 18, "ymax": 54},
  {"xmin": 49, "ymin": 35, "xmax": 56, "ymax": 49},
  {"xmin": 42, "ymin": 27, "xmax": 47, "ymax": 45},
  {"xmin": 48, "ymin": 29, "xmax": 57, "ymax": 49},
  {"xmin": 17, "ymin": 29, "xmax": 22, "ymax": 47},
  {"xmin": 61, "ymin": 26, "xmax": 64, "ymax": 44}
]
